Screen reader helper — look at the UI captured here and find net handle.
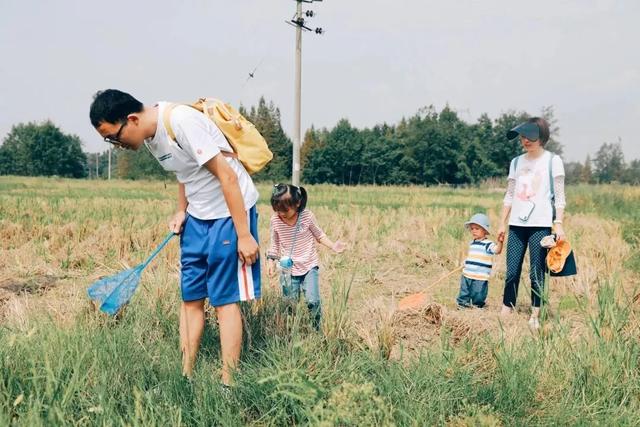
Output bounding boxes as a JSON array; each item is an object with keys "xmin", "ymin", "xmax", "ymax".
[{"xmin": 142, "ymin": 232, "xmax": 176, "ymax": 268}]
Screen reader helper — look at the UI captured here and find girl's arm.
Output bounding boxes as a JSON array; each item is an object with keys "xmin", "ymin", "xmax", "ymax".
[
  {"xmin": 265, "ymin": 217, "xmax": 280, "ymax": 277},
  {"xmin": 318, "ymin": 236, "xmax": 346, "ymax": 253},
  {"xmin": 308, "ymin": 211, "xmax": 346, "ymax": 253},
  {"xmin": 266, "ymin": 217, "xmax": 280, "ymax": 260}
]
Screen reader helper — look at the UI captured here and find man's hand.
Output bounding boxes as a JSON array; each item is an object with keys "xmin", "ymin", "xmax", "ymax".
[
  {"xmin": 169, "ymin": 211, "xmax": 186, "ymax": 234},
  {"xmin": 238, "ymin": 234, "xmax": 259, "ymax": 265}
]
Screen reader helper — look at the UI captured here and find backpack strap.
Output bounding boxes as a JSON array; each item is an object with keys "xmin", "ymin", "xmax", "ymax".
[
  {"xmin": 162, "ymin": 103, "xmax": 238, "ymax": 159},
  {"xmin": 162, "ymin": 103, "xmax": 178, "ymax": 141},
  {"xmin": 548, "ymin": 152, "xmax": 557, "ymax": 222},
  {"xmin": 548, "ymin": 151, "xmax": 555, "ymax": 201},
  {"xmin": 512, "ymin": 154, "xmax": 522, "ymax": 173}
]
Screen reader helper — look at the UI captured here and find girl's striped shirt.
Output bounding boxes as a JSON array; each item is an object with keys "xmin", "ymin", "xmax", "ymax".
[{"xmin": 267, "ymin": 210, "xmax": 326, "ymax": 276}]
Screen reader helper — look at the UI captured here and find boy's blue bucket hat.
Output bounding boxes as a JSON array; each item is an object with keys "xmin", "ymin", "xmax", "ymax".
[{"xmin": 465, "ymin": 213, "xmax": 491, "ymax": 234}]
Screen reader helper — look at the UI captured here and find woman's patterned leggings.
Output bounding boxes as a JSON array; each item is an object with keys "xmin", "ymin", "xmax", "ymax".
[{"xmin": 503, "ymin": 226, "xmax": 551, "ymax": 308}]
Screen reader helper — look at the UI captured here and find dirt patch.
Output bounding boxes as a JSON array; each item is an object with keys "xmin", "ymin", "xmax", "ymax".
[
  {"xmin": 0, "ymin": 275, "xmax": 58, "ymax": 298},
  {"xmin": 0, "ymin": 275, "xmax": 58, "ymax": 322},
  {"xmin": 390, "ymin": 302, "xmax": 498, "ymax": 358}
]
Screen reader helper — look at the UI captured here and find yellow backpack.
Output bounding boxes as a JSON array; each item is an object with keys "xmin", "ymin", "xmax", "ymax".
[{"xmin": 162, "ymin": 98, "xmax": 273, "ymax": 174}]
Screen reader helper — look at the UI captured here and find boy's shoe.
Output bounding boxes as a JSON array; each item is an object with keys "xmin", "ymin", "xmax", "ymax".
[{"xmin": 528, "ymin": 317, "xmax": 540, "ymax": 330}]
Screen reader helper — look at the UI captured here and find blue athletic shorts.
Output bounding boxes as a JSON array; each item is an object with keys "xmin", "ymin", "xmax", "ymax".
[{"xmin": 179, "ymin": 205, "xmax": 261, "ymax": 306}]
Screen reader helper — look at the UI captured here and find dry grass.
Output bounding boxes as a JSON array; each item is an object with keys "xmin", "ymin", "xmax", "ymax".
[{"xmin": 1, "ymin": 177, "xmax": 639, "ymax": 357}]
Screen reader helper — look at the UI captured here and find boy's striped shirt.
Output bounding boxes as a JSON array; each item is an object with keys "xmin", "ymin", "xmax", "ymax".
[{"xmin": 462, "ymin": 239, "xmax": 497, "ymax": 281}]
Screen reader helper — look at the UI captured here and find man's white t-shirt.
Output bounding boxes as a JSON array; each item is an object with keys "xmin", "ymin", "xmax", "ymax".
[
  {"xmin": 145, "ymin": 102, "xmax": 259, "ymax": 220},
  {"xmin": 507, "ymin": 150, "xmax": 564, "ymax": 227}
]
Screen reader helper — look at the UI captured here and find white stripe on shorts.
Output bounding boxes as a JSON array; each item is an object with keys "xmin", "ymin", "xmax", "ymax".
[{"xmin": 236, "ymin": 209, "xmax": 256, "ymax": 301}]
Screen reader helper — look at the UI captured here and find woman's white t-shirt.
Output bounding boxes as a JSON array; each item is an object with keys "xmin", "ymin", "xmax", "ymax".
[
  {"xmin": 507, "ymin": 151, "xmax": 564, "ymax": 227},
  {"xmin": 145, "ymin": 102, "xmax": 259, "ymax": 220}
]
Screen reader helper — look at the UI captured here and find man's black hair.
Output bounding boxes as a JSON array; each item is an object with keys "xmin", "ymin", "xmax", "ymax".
[{"xmin": 89, "ymin": 89, "xmax": 143, "ymax": 127}]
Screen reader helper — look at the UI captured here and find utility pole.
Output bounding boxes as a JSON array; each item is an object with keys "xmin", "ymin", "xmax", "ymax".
[{"xmin": 287, "ymin": 0, "xmax": 323, "ymax": 186}]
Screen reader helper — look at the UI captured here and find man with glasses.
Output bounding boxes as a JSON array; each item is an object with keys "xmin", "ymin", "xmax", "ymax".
[{"xmin": 89, "ymin": 89, "xmax": 261, "ymax": 387}]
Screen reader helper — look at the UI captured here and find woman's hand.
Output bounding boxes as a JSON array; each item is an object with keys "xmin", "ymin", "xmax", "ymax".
[
  {"xmin": 497, "ymin": 225, "xmax": 506, "ymax": 244},
  {"xmin": 554, "ymin": 223, "xmax": 566, "ymax": 242}
]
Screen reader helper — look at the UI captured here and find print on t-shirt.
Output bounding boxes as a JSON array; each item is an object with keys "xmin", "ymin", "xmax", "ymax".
[{"xmin": 516, "ymin": 166, "xmax": 542, "ymax": 201}]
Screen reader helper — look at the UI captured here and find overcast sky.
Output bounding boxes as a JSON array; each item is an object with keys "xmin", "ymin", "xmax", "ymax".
[{"xmin": 1, "ymin": 0, "xmax": 638, "ymax": 162}]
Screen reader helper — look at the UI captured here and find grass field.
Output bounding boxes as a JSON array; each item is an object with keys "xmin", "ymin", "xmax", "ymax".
[{"xmin": 1, "ymin": 176, "xmax": 639, "ymax": 426}]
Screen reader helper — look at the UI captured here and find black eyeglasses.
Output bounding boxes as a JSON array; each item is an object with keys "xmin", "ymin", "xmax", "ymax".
[{"xmin": 104, "ymin": 121, "xmax": 128, "ymax": 145}]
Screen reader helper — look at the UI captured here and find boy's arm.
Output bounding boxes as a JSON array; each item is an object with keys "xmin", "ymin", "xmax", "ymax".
[
  {"xmin": 203, "ymin": 154, "xmax": 259, "ymax": 265},
  {"xmin": 168, "ymin": 183, "xmax": 188, "ymax": 234}
]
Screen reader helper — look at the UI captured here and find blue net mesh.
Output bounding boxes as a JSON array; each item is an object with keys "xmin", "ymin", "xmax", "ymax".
[
  {"xmin": 87, "ymin": 232, "xmax": 175, "ymax": 316},
  {"xmin": 88, "ymin": 266, "xmax": 143, "ymax": 316}
]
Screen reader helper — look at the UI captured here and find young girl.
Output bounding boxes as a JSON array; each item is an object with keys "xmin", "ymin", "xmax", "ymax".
[{"xmin": 266, "ymin": 183, "xmax": 346, "ymax": 330}]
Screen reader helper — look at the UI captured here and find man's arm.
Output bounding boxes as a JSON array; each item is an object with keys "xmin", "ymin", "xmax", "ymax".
[
  {"xmin": 168, "ymin": 183, "xmax": 188, "ymax": 234},
  {"xmin": 177, "ymin": 183, "xmax": 187, "ymax": 212},
  {"xmin": 203, "ymin": 154, "xmax": 259, "ymax": 265}
]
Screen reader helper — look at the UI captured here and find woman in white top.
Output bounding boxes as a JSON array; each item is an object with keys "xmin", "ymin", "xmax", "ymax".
[{"xmin": 497, "ymin": 117, "xmax": 566, "ymax": 329}]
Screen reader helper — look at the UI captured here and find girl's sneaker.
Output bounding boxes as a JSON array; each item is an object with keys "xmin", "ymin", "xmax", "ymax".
[{"xmin": 528, "ymin": 317, "xmax": 540, "ymax": 330}]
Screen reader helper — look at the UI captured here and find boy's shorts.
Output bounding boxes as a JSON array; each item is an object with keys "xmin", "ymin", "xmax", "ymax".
[{"xmin": 180, "ymin": 205, "xmax": 261, "ymax": 306}]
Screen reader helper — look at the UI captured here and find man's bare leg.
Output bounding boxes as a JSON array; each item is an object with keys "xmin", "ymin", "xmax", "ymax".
[
  {"xmin": 180, "ymin": 299, "xmax": 205, "ymax": 377},
  {"xmin": 215, "ymin": 302, "xmax": 243, "ymax": 385}
]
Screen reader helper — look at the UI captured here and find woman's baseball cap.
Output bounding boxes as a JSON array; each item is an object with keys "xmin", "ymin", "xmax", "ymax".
[{"xmin": 507, "ymin": 122, "xmax": 540, "ymax": 141}]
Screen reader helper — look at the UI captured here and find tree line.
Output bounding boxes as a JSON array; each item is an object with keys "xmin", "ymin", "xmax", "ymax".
[{"xmin": 1, "ymin": 99, "xmax": 638, "ymax": 185}]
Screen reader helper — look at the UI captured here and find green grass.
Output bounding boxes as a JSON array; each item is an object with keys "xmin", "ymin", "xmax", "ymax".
[{"xmin": 2, "ymin": 282, "xmax": 639, "ymax": 425}]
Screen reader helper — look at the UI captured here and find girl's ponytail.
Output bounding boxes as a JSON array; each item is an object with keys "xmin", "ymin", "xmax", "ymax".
[{"xmin": 298, "ymin": 186, "xmax": 308, "ymax": 212}]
